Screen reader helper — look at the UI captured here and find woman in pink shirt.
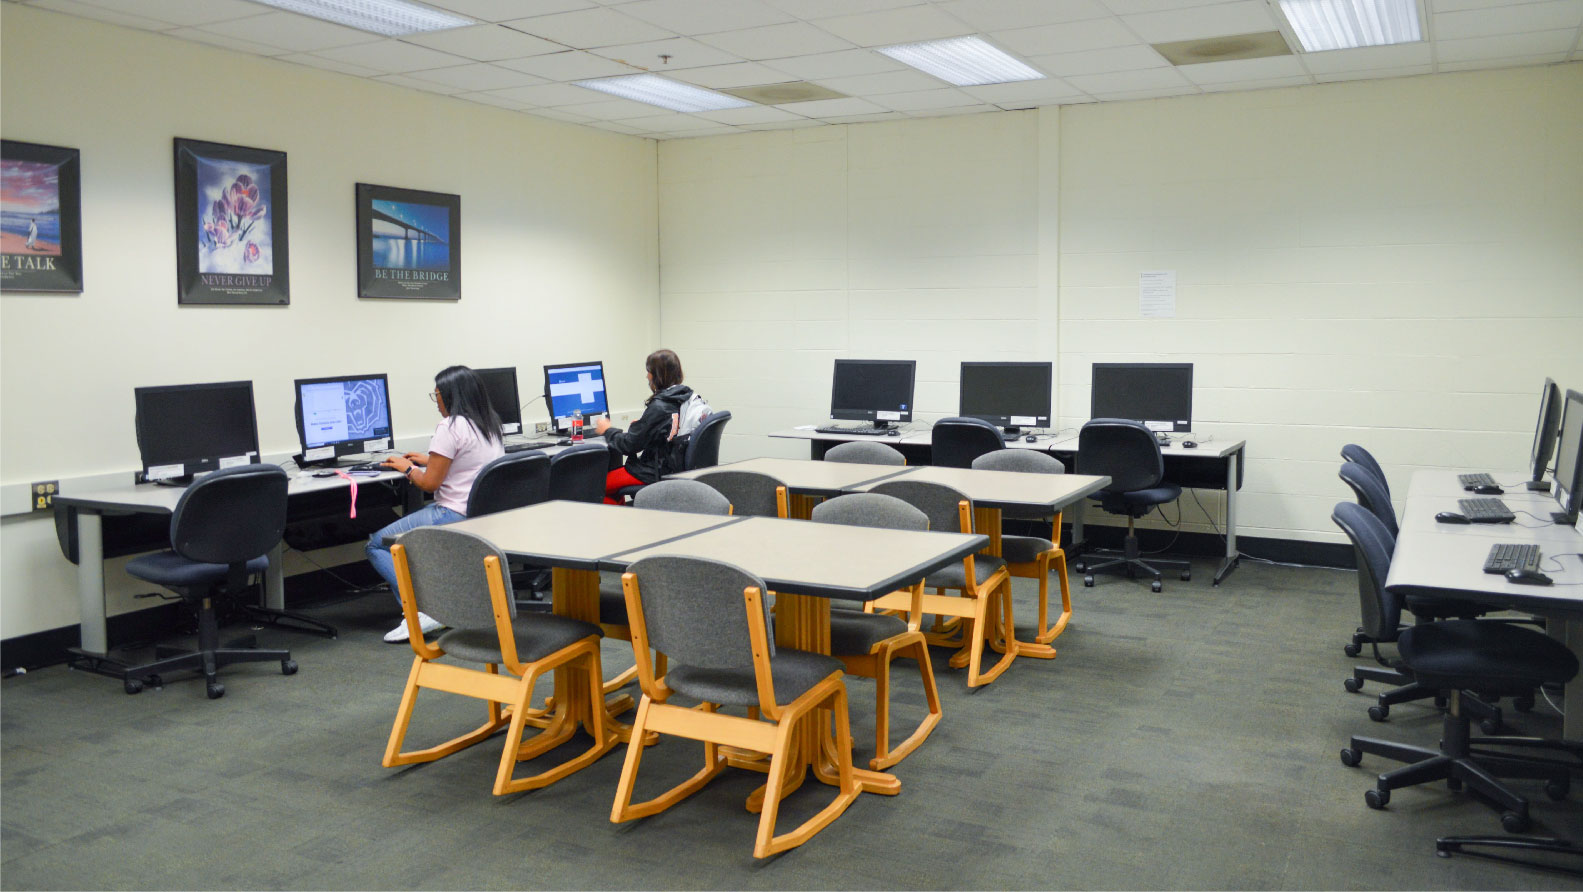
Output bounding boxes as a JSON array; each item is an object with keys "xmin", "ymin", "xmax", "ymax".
[{"xmin": 369, "ymin": 365, "xmax": 506, "ymax": 642}]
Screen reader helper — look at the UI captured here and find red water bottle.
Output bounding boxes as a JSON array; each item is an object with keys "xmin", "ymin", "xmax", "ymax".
[{"xmin": 571, "ymin": 409, "xmax": 584, "ymax": 442}]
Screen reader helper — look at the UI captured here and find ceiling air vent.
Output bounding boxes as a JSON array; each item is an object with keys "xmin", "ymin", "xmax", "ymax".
[
  {"xmin": 1152, "ymin": 31, "xmax": 1292, "ymax": 66},
  {"xmin": 721, "ymin": 82, "xmax": 848, "ymax": 104}
]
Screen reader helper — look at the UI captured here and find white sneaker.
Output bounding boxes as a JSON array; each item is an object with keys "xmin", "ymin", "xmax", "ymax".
[{"xmin": 383, "ymin": 612, "xmax": 444, "ymax": 643}]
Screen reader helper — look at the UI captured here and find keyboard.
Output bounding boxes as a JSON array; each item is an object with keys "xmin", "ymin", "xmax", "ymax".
[
  {"xmin": 1483, "ymin": 543, "xmax": 1541, "ymax": 575},
  {"xmin": 1457, "ymin": 497, "xmax": 1516, "ymax": 524},
  {"xmin": 504, "ymin": 441, "xmax": 557, "ymax": 453},
  {"xmin": 1458, "ymin": 472, "xmax": 1498, "ymax": 489},
  {"xmin": 814, "ymin": 425, "xmax": 894, "ymax": 436}
]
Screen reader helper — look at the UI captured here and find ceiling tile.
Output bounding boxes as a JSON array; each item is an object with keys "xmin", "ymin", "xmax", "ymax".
[
  {"xmin": 813, "ymin": 5, "xmax": 976, "ymax": 47},
  {"xmin": 823, "ymin": 111, "xmax": 908, "ymax": 123},
  {"xmin": 764, "ymin": 48, "xmax": 906, "ymax": 79},
  {"xmin": 1435, "ymin": 29, "xmax": 1578, "ymax": 63},
  {"xmin": 529, "ymin": 107, "xmax": 599, "ymax": 123},
  {"xmin": 1296, "ymin": 42, "xmax": 1433, "ymax": 74},
  {"xmin": 1437, "ymin": 52, "xmax": 1570, "ymax": 72},
  {"xmin": 697, "ymin": 22, "xmax": 855, "ymax": 60},
  {"xmin": 27, "ymin": 0, "xmax": 176, "ymax": 30},
  {"xmin": 1101, "ymin": 0, "xmax": 1231, "ymax": 12},
  {"xmin": 403, "ymin": 62, "xmax": 544, "ymax": 90},
  {"xmin": 669, "ymin": 61, "xmax": 799, "ymax": 87},
  {"xmin": 939, "ymin": 0, "xmax": 1111, "ymax": 32},
  {"xmin": 1065, "ymin": 66, "xmax": 1191, "ymax": 93},
  {"xmin": 1199, "ymin": 74, "xmax": 1312, "ymax": 91},
  {"xmin": 277, "ymin": 52, "xmax": 384, "ymax": 76},
  {"xmin": 483, "ymin": 82, "xmax": 606, "ymax": 106},
  {"xmin": 403, "ymin": 24, "xmax": 562, "ymax": 60},
  {"xmin": 312, "ymin": 41, "xmax": 471, "ymax": 73},
  {"xmin": 763, "ymin": 0, "xmax": 924, "ymax": 18},
  {"xmin": 992, "ymin": 17, "xmax": 1140, "ymax": 56},
  {"xmin": 910, "ymin": 103, "xmax": 1000, "ymax": 116},
  {"xmin": 692, "ymin": 104, "xmax": 809, "ymax": 124},
  {"xmin": 776, "ymin": 96, "xmax": 891, "ymax": 115},
  {"xmin": 1179, "ymin": 54, "xmax": 1307, "ymax": 83},
  {"xmin": 592, "ymin": 36, "xmax": 742, "ymax": 68},
  {"xmin": 739, "ymin": 118, "xmax": 831, "ymax": 130},
  {"xmin": 586, "ymin": 120, "xmax": 647, "ymax": 135},
  {"xmin": 165, "ymin": 26, "xmax": 291, "ymax": 56},
  {"xmin": 813, "ymin": 68, "xmax": 946, "ymax": 94},
  {"xmin": 428, "ymin": 0, "xmax": 593, "ymax": 22},
  {"xmin": 1027, "ymin": 43, "xmax": 1167, "ymax": 76},
  {"xmin": 960, "ymin": 77, "xmax": 1086, "ymax": 104},
  {"xmin": 619, "ymin": 112, "xmax": 724, "ymax": 130},
  {"xmin": 1312, "ymin": 66, "xmax": 1431, "ymax": 83},
  {"xmin": 872, "ymin": 87, "xmax": 979, "ymax": 110},
  {"xmin": 556, "ymin": 97, "xmax": 673, "ymax": 119},
  {"xmin": 198, "ymin": 11, "xmax": 379, "ymax": 53},
  {"xmin": 1434, "ymin": 1, "xmax": 1583, "ymax": 41},
  {"xmin": 67, "ymin": 0, "xmax": 262, "ymax": 26},
  {"xmin": 1121, "ymin": 1, "xmax": 1281, "ymax": 44},
  {"xmin": 455, "ymin": 91, "xmax": 533, "ymax": 110},
  {"xmin": 504, "ymin": 7, "xmax": 675, "ymax": 48},
  {"xmin": 374, "ymin": 73, "xmax": 468, "ymax": 94},
  {"xmin": 619, "ymin": 0, "xmax": 792, "ymax": 34},
  {"xmin": 1082, "ymin": 84, "xmax": 1197, "ymax": 101},
  {"xmin": 1429, "ymin": 0, "xmax": 1530, "ymax": 12},
  {"xmin": 496, "ymin": 50, "xmax": 642, "ymax": 80}
]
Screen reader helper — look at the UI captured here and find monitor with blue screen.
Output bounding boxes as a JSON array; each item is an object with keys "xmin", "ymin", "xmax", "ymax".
[
  {"xmin": 293, "ymin": 373, "xmax": 393, "ymax": 466},
  {"xmin": 544, "ymin": 361, "xmax": 609, "ymax": 431}
]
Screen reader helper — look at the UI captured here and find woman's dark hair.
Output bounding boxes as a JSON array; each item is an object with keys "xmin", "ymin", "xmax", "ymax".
[
  {"xmin": 435, "ymin": 365, "xmax": 502, "ymax": 444},
  {"xmin": 645, "ymin": 349, "xmax": 684, "ymax": 399}
]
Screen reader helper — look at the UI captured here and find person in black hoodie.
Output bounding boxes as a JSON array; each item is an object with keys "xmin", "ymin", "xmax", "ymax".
[{"xmin": 595, "ymin": 348, "xmax": 694, "ymax": 504}]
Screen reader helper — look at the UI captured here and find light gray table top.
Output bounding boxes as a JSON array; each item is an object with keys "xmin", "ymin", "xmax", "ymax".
[
  {"xmin": 601, "ymin": 514, "xmax": 987, "ymax": 601},
  {"xmin": 672, "ymin": 457, "xmax": 913, "ymax": 495},
  {"xmin": 852, "ymin": 464, "xmax": 1111, "ymax": 511},
  {"xmin": 1399, "ymin": 495, "xmax": 1571, "ymax": 537},
  {"xmin": 1386, "ymin": 528, "xmax": 1583, "ymax": 615},
  {"xmin": 769, "ymin": 427, "xmax": 1243, "ymax": 459},
  {"xmin": 1041, "ymin": 433, "xmax": 1245, "ymax": 459},
  {"xmin": 445, "ymin": 500, "xmax": 740, "ymax": 571},
  {"xmin": 55, "ymin": 466, "xmax": 406, "ymax": 514}
]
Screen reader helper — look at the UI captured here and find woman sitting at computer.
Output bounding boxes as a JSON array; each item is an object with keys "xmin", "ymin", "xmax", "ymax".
[
  {"xmin": 595, "ymin": 348, "xmax": 693, "ymax": 504},
  {"xmin": 370, "ymin": 365, "xmax": 505, "ymax": 643}
]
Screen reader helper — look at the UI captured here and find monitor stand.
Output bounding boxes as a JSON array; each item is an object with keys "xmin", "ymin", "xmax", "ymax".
[
  {"xmin": 999, "ymin": 426, "xmax": 1023, "ymax": 441},
  {"xmin": 1527, "ymin": 480, "xmax": 1552, "ymax": 493}
]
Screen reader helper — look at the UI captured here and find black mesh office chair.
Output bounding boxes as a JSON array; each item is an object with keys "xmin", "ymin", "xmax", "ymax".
[
  {"xmin": 614, "ymin": 410, "xmax": 732, "ymax": 502},
  {"xmin": 548, "ymin": 443, "xmax": 610, "ymax": 504},
  {"xmin": 1075, "ymin": 419, "xmax": 1190, "ymax": 592},
  {"xmin": 466, "ymin": 452, "xmax": 550, "ymax": 517},
  {"xmin": 120, "ymin": 464, "xmax": 296, "ymax": 699},
  {"xmin": 931, "ymin": 416, "xmax": 1005, "ymax": 469}
]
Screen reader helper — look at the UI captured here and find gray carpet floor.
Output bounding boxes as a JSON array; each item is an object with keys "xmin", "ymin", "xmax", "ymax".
[{"xmin": 3, "ymin": 558, "xmax": 1581, "ymax": 890}]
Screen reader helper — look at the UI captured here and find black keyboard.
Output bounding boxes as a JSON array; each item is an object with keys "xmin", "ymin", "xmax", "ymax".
[
  {"xmin": 504, "ymin": 441, "xmax": 557, "ymax": 453},
  {"xmin": 1458, "ymin": 472, "xmax": 1498, "ymax": 488},
  {"xmin": 814, "ymin": 425, "xmax": 894, "ymax": 436},
  {"xmin": 1483, "ymin": 543, "xmax": 1541, "ymax": 575},
  {"xmin": 1457, "ymin": 497, "xmax": 1515, "ymax": 524}
]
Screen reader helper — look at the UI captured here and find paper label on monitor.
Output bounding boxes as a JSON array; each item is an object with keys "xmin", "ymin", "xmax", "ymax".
[
  {"xmin": 303, "ymin": 446, "xmax": 335, "ymax": 462},
  {"xmin": 875, "ymin": 411, "xmax": 902, "ymax": 421},
  {"xmin": 364, "ymin": 438, "xmax": 390, "ymax": 452},
  {"xmin": 1144, "ymin": 421, "xmax": 1173, "ymax": 432},
  {"xmin": 148, "ymin": 464, "xmax": 184, "ymax": 481},
  {"xmin": 1011, "ymin": 416, "xmax": 1038, "ymax": 427},
  {"xmin": 218, "ymin": 455, "xmax": 249, "ymax": 469},
  {"xmin": 503, "ymin": 422, "xmax": 521, "ymax": 435}
]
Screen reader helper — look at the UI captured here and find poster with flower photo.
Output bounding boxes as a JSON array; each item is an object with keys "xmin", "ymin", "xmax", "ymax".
[
  {"xmin": 1, "ymin": 140, "xmax": 83, "ymax": 293},
  {"xmin": 174, "ymin": 138, "xmax": 288, "ymax": 305}
]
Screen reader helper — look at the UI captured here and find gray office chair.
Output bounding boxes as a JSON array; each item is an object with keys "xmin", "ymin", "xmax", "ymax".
[
  {"xmin": 467, "ymin": 451, "xmax": 550, "ymax": 517},
  {"xmin": 1075, "ymin": 418, "xmax": 1190, "ymax": 593},
  {"xmin": 120, "ymin": 464, "xmax": 295, "ymax": 699},
  {"xmin": 824, "ymin": 441, "xmax": 905, "ymax": 466},
  {"xmin": 548, "ymin": 443, "xmax": 610, "ymax": 504},
  {"xmin": 1340, "ymin": 444, "xmax": 1390, "ymax": 501},
  {"xmin": 972, "ymin": 449, "xmax": 1074, "ymax": 644},
  {"xmin": 692, "ymin": 469, "xmax": 787, "ymax": 518},
  {"xmin": 931, "ymin": 416, "xmax": 1005, "ymax": 469}
]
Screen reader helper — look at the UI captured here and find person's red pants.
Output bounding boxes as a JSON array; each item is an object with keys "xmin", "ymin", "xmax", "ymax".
[{"xmin": 604, "ymin": 466, "xmax": 644, "ymax": 505}]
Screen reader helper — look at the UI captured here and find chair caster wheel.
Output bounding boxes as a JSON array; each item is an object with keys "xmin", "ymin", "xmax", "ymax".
[
  {"xmin": 1074, "ymin": 562, "xmax": 1086, "ymax": 573},
  {"xmin": 1479, "ymin": 717, "xmax": 1501, "ymax": 735},
  {"xmin": 124, "ymin": 678, "xmax": 144, "ymax": 695},
  {"xmin": 1180, "ymin": 570, "xmax": 1191, "ymax": 581},
  {"xmin": 1546, "ymin": 780, "xmax": 1569, "ymax": 801},
  {"xmin": 1447, "ymin": 776, "xmax": 1463, "ymax": 792},
  {"xmin": 1513, "ymin": 695, "xmax": 1535, "ymax": 713},
  {"xmin": 206, "ymin": 682, "xmax": 225, "ymax": 700},
  {"xmin": 1084, "ymin": 576, "xmax": 1095, "ymax": 587},
  {"xmin": 1344, "ymin": 643, "xmax": 1362, "ymax": 657},
  {"xmin": 281, "ymin": 659, "xmax": 298, "ymax": 676},
  {"xmin": 1344, "ymin": 677, "xmax": 1363, "ymax": 694},
  {"xmin": 1368, "ymin": 705, "xmax": 1388, "ymax": 722},
  {"xmin": 1501, "ymin": 811, "xmax": 1530, "ymax": 833},
  {"xmin": 1365, "ymin": 789, "xmax": 1388, "ymax": 809},
  {"xmin": 1150, "ymin": 580, "xmax": 1162, "ymax": 593},
  {"xmin": 1339, "ymin": 748, "xmax": 1361, "ymax": 767},
  {"xmin": 1433, "ymin": 695, "xmax": 1448, "ymax": 709}
]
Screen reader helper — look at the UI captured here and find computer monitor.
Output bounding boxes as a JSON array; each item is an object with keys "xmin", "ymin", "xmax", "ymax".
[
  {"xmin": 830, "ymin": 359, "xmax": 915, "ymax": 429},
  {"xmin": 1527, "ymin": 377, "xmax": 1563, "ymax": 490},
  {"xmin": 475, "ymin": 366, "xmax": 522, "ymax": 436},
  {"xmin": 544, "ymin": 361, "xmax": 609, "ymax": 431},
  {"xmin": 293, "ymin": 373, "xmax": 394, "ymax": 466},
  {"xmin": 959, "ymin": 361, "xmax": 1051, "ymax": 437},
  {"xmin": 134, "ymin": 381, "xmax": 260, "ymax": 483},
  {"xmin": 1090, "ymin": 363, "xmax": 1193, "ymax": 434},
  {"xmin": 1550, "ymin": 388, "xmax": 1583, "ymax": 526}
]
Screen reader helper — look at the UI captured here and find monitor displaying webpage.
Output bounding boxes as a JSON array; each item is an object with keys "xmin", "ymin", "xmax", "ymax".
[{"xmin": 301, "ymin": 378, "xmax": 391, "ymax": 449}]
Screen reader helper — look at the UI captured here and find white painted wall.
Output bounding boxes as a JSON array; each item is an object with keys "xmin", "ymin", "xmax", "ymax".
[{"xmin": 0, "ymin": 6, "xmax": 659, "ymax": 639}]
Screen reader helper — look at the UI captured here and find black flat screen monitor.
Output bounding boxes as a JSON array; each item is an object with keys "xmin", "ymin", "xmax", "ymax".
[
  {"xmin": 830, "ymin": 359, "xmax": 915, "ymax": 428},
  {"xmin": 959, "ymin": 362, "xmax": 1051, "ymax": 435},
  {"xmin": 1529, "ymin": 377, "xmax": 1563, "ymax": 487},
  {"xmin": 1551, "ymin": 388, "xmax": 1583, "ymax": 525},
  {"xmin": 475, "ymin": 366, "xmax": 522, "ymax": 436},
  {"xmin": 1090, "ymin": 363, "xmax": 1193, "ymax": 434},
  {"xmin": 294, "ymin": 373, "xmax": 394, "ymax": 466},
  {"xmin": 134, "ymin": 381, "xmax": 260, "ymax": 482},
  {"xmin": 544, "ymin": 361, "xmax": 609, "ymax": 431}
]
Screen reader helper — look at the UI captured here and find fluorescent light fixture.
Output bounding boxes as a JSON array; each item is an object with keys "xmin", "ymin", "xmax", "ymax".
[
  {"xmin": 1278, "ymin": 0, "xmax": 1422, "ymax": 52},
  {"xmin": 876, "ymin": 35, "xmax": 1044, "ymax": 87},
  {"xmin": 573, "ymin": 74, "xmax": 752, "ymax": 113},
  {"xmin": 248, "ymin": 0, "xmax": 471, "ymax": 36}
]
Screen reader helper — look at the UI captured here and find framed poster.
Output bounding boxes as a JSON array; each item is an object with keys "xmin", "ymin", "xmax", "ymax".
[
  {"xmin": 174, "ymin": 138, "xmax": 288, "ymax": 305},
  {"xmin": 355, "ymin": 183, "xmax": 460, "ymax": 300},
  {"xmin": 1, "ymin": 140, "xmax": 83, "ymax": 293}
]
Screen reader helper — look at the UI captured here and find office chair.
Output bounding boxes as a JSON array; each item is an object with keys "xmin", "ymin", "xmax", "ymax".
[
  {"xmin": 1340, "ymin": 444, "xmax": 1390, "ymax": 501},
  {"xmin": 824, "ymin": 440, "xmax": 905, "ymax": 465},
  {"xmin": 1074, "ymin": 419, "xmax": 1190, "ymax": 593},
  {"xmin": 612, "ymin": 555, "xmax": 860, "ymax": 859},
  {"xmin": 931, "ymin": 416, "xmax": 1005, "ymax": 469},
  {"xmin": 972, "ymin": 449, "xmax": 1073, "ymax": 644},
  {"xmin": 613, "ymin": 410, "xmax": 733, "ymax": 502},
  {"xmin": 692, "ymin": 469, "xmax": 788, "ymax": 518},
  {"xmin": 382, "ymin": 526, "xmax": 612, "ymax": 795},
  {"xmin": 548, "ymin": 443, "xmax": 611, "ymax": 504},
  {"xmin": 811, "ymin": 493, "xmax": 941, "ymax": 769},
  {"xmin": 119, "ymin": 464, "xmax": 295, "ymax": 699},
  {"xmin": 1333, "ymin": 502, "xmax": 1578, "ymax": 834},
  {"xmin": 466, "ymin": 451, "xmax": 550, "ymax": 517}
]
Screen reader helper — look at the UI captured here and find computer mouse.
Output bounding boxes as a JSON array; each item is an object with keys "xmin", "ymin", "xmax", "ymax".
[
  {"xmin": 1472, "ymin": 484, "xmax": 1504, "ymax": 495},
  {"xmin": 886, "ymin": 429, "xmax": 900, "ymax": 437},
  {"xmin": 1434, "ymin": 512, "xmax": 1471, "ymax": 524},
  {"xmin": 1024, "ymin": 434, "xmax": 1037, "ymax": 443},
  {"xmin": 1182, "ymin": 440, "xmax": 1198, "ymax": 449},
  {"xmin": 1506, "ymin": 568, "xmax": 1553, "ymax": 586}
]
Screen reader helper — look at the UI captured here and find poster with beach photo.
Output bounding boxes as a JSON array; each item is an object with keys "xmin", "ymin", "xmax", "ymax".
[
  {"xmin": 355, "ymin": 183, "xmax": 460, "ymax": 300},
  {"xmin": 1, "ymin": 140, "xmax": 83, "ymax": 293},
  {"xmin": 174, "ymin": 138, "xmax": 288, "ymax": 305}
]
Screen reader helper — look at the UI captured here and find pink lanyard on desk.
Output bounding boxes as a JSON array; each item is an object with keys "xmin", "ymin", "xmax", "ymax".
[{"xmin": 330, "ymin": 469, "xmax": 359, "ymax": 519}]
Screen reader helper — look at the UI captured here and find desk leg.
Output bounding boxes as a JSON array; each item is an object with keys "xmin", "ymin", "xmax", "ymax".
[
  {"xmin": 75, "ymin": 512, "xmax": 107, "ymax": 653},
  {"xmin": 547, "ymin": 568, "xmax": 627, "ymax": 754},
  {"xmin": 264, "ymin": 543, "xmax": 286, "ymax": 610},
  {"xmin": 1070, "ymin": 500, "xmax": 1087, "ymax": 556},
  {"xmin": 1213, "ymin": 450, "xmax": 1242, "ymax": 586}
]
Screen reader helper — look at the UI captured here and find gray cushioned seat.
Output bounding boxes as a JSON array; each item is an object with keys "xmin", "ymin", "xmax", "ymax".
[
  {"xmin": 127, "ymin": 551, "xmax": 268, "ymax": 587},
  {"xmin": 925, "ymin": 554, "xmax": 1007, "ymax": 590},
  {"xmin": 665, "ymin": 649, "xmax": 841, "ymax": 708},
  {"xmin": 437, "ymin": 613, "xmax": 601, "ymax": 664},
  {"xmin": 829, "ymin": 609, "xmax": 907, "ymax": 656},
  {"xmin": 1000, "ymin": 535, "xmax": 1054, "ymax": 565}
]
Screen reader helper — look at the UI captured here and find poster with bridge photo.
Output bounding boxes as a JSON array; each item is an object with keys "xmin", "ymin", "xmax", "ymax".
[
  {"xmin": 355, "ymin": 183, "xmax": 460, "ymax": 300},
  {"xmin": 1, "ymin": 140, "xmax": 83, "ymax": 293},
  {"xmin": 174, "ymin": 138, "xmax": 289, "ymax": 305}
]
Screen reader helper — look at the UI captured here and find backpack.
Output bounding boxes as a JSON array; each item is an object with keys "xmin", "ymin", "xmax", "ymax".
[{"xmin": 669, "ymin": 393, "xmax": 712, "ymax": 442}]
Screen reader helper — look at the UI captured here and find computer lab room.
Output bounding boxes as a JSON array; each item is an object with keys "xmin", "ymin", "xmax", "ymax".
[{"xmin": 2, "ymin": 0, "xmax": 1581, "ymax": 889}]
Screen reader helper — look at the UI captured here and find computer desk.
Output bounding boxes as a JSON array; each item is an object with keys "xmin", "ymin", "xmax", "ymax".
[
  {"xmin": 1386, "ymin": 470, "xmax": 1583, "ymax": 739},
  {"xmin": 770, "ymin": 427, "xmax": 1247, "ymax": 584}
]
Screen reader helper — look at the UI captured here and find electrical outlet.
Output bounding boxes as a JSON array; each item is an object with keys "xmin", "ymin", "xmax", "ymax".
[
  {"xmin": 534, "ymin": 421, "xmax": 549, "ymax": 434},
  {"xmin": 30, "ymin": 480, "xmax": 58, "ymax": 512}
]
